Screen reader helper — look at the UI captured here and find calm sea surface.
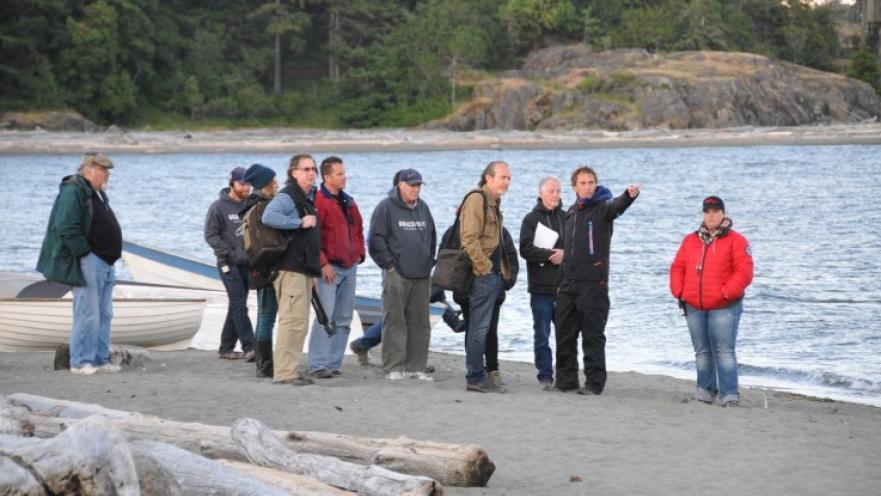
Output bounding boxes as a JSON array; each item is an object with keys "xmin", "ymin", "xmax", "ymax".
[{"xmin": 3, "ymin": 145, "xmax": 880, "ymax": 406}]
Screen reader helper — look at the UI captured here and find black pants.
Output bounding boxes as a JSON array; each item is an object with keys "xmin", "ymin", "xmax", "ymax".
[
  {"xmin": 218, "ymin": 263, "xmax": 255, "ymax": 353},
  {"xmin": 554, "ymin": 281, "xmax": 610, "ymax": 392},
  {"xmin": 456, "ymin": 294, "xmax": 503, "ymax": 373}
]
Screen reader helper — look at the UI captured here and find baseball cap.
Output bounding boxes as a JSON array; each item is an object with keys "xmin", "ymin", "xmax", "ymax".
[
  {"xmin": 80, "ymin": 150, "xmax": 114, "ymax": 169},
  {"xmin": 398, "ymin": 168, "xmax": 423, "ymax": 185},
  {"xmin": 702, "ymin": 196, "xmax": 725, "ymax": 212}
]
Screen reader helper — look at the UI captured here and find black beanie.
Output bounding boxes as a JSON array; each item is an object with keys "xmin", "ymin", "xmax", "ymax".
[{"xmin": 244, "ymin": 163, "xmax": 276, "ymax": 190}]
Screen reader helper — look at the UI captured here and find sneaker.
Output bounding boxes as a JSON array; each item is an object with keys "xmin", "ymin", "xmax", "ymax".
[
  {"xmin": 308, "ymin": 368, "xmax": 334, "ymax": 379},
  {"xmin": 96, "ymin": 363, "xmax": 121, "ymax": 373},
  {"xmin": 409, "ymin": 371, "xmax": 434, "ymax": 382},
  {"xmin": 488, "ymin": 370, "xmax": 505, "ymax": 386},
  {"xmin": 540, "ymin": 381, "xmax": 555, "ymax": 392},
  {"xmin": 722, "ymin": 400, "xmax": 739, "ymax": 408},
  {"xmin": 242, "ymin": 350, "xmax": 256, "ymax": 362},
  {"xmin": 218, "ymin": 351, "xmax": 244, "ymax": 359},
  {"xmin": 423, "ymin": 365, "xmax": 436, "ymax": 374},
  {"xmin": 330, "ymin": 370, "xmax": 341, "ymax": 376},
  {"xmin": 466, "ymin": 381, "xmax": 507, "ymax": 394},
  {"xmin": 350, "ymin": 342, "xmax": 369, "ymax": 366},
  {"xmin": 71, "ymin": 365, "xmax": 98, "ymax": 376},
  {"xmin": 275, "ymin": 376, "xmax": 314, "ymax": 386},
  {"xmin": 386, "ymin": 371, "xmax": 405, "ymax": 380}
]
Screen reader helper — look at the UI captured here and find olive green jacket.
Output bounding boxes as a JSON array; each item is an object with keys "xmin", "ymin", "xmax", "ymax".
[{"xmin": 36, "ymin": 175, "xmax": 95, "ymax": 286}]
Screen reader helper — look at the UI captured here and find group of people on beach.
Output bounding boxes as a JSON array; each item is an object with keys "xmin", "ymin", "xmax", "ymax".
[{"xmin": 38, "ymin": 151, "xmax": 753, "ymax": 406}]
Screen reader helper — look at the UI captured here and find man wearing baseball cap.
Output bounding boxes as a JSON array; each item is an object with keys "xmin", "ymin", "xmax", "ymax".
[
  {"xmin": 204, "ymin": 166, "xmax": 256, "ymax": 361},
  {"xmin": 368, "ymin": 168, "xmax": 437, "ymax": 381},
  {"xmin": 37, "ymin": 151, "xmax": 123, "ymax": 375}
]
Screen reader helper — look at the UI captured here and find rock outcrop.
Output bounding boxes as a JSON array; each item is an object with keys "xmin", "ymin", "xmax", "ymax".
[
  {"xmin": 0, "ymin": 111, "xmax": 102, "ymax": 132},
  {"xmin": 428, "ymin": 45, "xmax": 881, "ymax": 131}
]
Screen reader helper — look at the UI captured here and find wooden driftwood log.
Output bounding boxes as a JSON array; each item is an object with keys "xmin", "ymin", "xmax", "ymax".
[
  {"xmin": 0, "ymin": 416, "xmax": 141, "ymax": 496},
  {"xmin": 131, "ymin": 440, "xmax": 294, "ymax": 496},
  {"xmin": 231, "ymin": 417, "xmax": 442, "ymax": 496},
  {"xmin": 218, "ymin": 460, "xmax": 353, "ymax": 496},
  {"xmin": 6, "ymin": 393, "xmax": 495, "ymax": 486},
  {"xmin": 53, "ymin": 343, "xmax": 152, "ymax": 370}
]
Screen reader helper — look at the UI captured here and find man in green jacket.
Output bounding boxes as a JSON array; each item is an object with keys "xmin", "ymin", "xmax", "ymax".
[{"xmin": 37, "ymin": 151, "xmax": 122, "ymax": 376}]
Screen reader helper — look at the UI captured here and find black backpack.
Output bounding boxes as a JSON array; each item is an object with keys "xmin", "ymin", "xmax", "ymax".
[
  {"xmin": 432, "ymin": 190, "xmax": 488, "ymax": 293},
  {"xmin": 242, "ymin": 200, "xmax": 288, "ymax": 269}
]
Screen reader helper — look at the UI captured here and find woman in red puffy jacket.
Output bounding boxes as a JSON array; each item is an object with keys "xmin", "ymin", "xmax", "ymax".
[{"xmin": 670, "ymin": 196, "xmax": 753, "ymax": 407}]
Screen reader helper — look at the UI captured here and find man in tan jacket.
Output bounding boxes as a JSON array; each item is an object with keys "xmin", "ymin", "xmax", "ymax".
[{"xmin": 460, "ymin": 160, "xmax": 512, "ymax": 393}]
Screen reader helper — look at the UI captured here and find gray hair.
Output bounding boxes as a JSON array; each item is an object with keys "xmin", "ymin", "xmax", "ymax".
[{"xmin": 538, "ymin": 176, "xmax": 560, "ymax": 194}]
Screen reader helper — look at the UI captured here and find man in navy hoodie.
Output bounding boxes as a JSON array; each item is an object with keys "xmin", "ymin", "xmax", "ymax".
[
  {"xmin": 368, "ymin": 169, "xmax": 437, "ymax": 381},
  {"xmin": 204, "ymin": 166, "xmax": 256, "ymax": 361},
  {"xmin": 556, "ymin": 166, "xmax": 639, "ymax": 395}
]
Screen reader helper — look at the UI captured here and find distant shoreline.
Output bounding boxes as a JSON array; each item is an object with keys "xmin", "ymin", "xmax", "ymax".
[{"xmin": 2, "ymin": 123, "xmax": 881, "ymax": 154}]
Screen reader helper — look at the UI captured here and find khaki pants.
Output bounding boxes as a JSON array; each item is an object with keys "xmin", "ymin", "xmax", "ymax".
[
  {"xmin": 381, "ymin": 268, "xmax": 431, "ymax": 373},
  {"xmin": 272, "ymin": 270, "xmax": 312, "ymax": 382}
]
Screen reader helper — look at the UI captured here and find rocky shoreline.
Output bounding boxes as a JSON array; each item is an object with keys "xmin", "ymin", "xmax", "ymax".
[{"xmin": 2, "ymin": 122, "xmax": 881, "ymax": 154}]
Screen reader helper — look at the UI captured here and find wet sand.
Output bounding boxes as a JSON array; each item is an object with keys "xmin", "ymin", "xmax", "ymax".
[{"xmin": 1, "ymin": 349, "xmax": 879, "ymax": 495}]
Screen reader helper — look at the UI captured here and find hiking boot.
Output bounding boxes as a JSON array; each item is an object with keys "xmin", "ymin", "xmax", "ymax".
[
  {"xmin": 386, "ymin": 371, "xmax": 405, "ymax": 380},
  {"xmin": 488, "ymin": 370, "xmax": 505, "ymax": 387},
  {"xmin": 71, "ymin": 364, "xmax": 98, "ymax": 376},
  {"xmin": 308, "ymin": 368, "xmax": 334, "ymax": 379},
  {"xmin": 350, "ymin": 342, "xmax": 369, "ymax": 366},
  {"xmin": 96, "ymin": 363, "xmax": 121, "ymax": 373},
  {"xmin": 409, "ymin": 371, "xmax": 434, "ymax": 382},
  {"xmin": 242, "ymin": 350, "xmax": 256, "ymax": 362},
  {"xmin": 275, "ymin": 376, "xmax": 314, "ymax": 386},
  {"xmin": 466, "ymin": 381, "xmax": 507, "ymax": 394},
  {"xmin": 254, "ymin": 341, "xmax": 274, "ymax": 379}
]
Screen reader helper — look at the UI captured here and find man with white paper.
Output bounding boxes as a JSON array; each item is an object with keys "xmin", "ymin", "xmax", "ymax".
[{"xmin": 519, "ymin": 176, "xmax": 567, "ymax": 390}]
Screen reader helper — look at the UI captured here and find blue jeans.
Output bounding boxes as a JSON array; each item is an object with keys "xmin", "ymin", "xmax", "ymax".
[
  {"xmin": 255, "ymin": 285, "xmax": 277, "ymax": 343},
  {"xmin": 71, "ymin": 253, "xmax": 115, "ymax": 368},
  {"xmin": 531, "ymin": 293, "xmax": 555, "ymax": 383},
  {"xmin": 465, "ymin": 272, "xmax": 502, "ymax": 384},
  {"xmin": 218, "ymin": 263, "xmax": 254, "ymax": 353},
  {"xmin": 308, "ymin": 264, "xmax": 357, "ymax": 372},
  {"xmin": 685, "ymin": 300, "xmax": 743, "ymax": 402},
  {"xmin": 351, "ymin": 320, "xmax": 382, "ymax": 353}
]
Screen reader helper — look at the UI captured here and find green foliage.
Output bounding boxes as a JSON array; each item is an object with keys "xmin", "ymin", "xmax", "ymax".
[
  {"xmin": 847, "ymin": 49, "xmax": 881, "ymax": 94},
  {"xmin": 0, "ymin": 0, "xmax": 861, "ymax": 127},
  {"xmin": 499, "ymin": 0, "xmax": 580, "ymax": 50}
]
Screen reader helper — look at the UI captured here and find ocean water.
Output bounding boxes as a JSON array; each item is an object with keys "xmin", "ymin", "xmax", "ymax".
[{"xmin": 3, "ymin": 145, "xmax": 880, "ymax": 406}]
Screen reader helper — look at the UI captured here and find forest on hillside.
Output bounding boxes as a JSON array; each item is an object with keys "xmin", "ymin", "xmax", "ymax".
[{"xmin": 2, "ymin": 0, "xmax": 876, "ymax": 128}]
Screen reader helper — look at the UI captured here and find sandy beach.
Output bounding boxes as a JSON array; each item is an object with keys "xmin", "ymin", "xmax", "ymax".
[
  {"xmin": 1, "ymin": 349, "xmax": 879, "ymax": 495},
  {"xmin": 2, "ymin": 123, "xmax": 881, "ymax": 154}
]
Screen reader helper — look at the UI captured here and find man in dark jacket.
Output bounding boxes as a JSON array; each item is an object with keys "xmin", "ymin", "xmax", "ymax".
[
  {"xmin": 262, "ymin": 154, "xmax": 321, "ymax": 386},
  {"xmin": 37, "ymin": 151, "xmax": 122, "ymax": 375},
  {"xmin": 368, "ymin": 168, "xmax": 437, "ymax": 381},
  {"xmin": 307, "ymin": 156, "xmax": 365, "ymax": 379},
  {"xmin": 556, "ymin": 166, "xmax": 640, "ymax": 395},
  {"xmin": 519, "ymin": 176, "xmax": 567, "ymax": 390},
  {"xmin": 204, "ymin": 167, "xmax": 256, "ymax": 361}
]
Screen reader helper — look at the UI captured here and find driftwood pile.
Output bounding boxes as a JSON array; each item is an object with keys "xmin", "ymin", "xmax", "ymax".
[{"xmin": 0, "ymin": 393, "xmax": 496, "ymax": 495}]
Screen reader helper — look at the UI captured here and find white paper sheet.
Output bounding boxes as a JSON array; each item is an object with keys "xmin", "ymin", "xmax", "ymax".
[{"xmin": 533, "ymin": 222, "xmax": 559, "ymax": 250}]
